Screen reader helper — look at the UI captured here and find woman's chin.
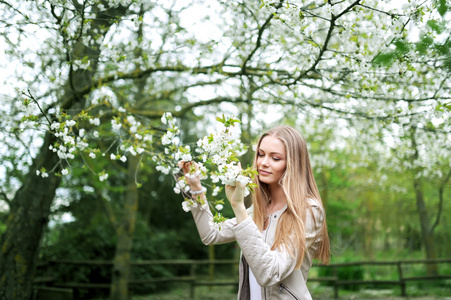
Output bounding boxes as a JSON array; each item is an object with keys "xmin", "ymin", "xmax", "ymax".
[{"xmin": 258, "ymin": 176, "xmax": 272, "ymax": 184}]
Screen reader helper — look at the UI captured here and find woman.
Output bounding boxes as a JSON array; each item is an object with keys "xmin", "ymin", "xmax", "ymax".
[{"xmin": 180, "ymin": 126, "xmax": 330, "ymax": 300}]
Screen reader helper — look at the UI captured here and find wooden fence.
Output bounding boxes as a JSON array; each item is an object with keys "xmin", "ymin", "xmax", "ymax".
[{"xmin": 34, "ymin": 258, "xmax": 451, "ymax": 299}]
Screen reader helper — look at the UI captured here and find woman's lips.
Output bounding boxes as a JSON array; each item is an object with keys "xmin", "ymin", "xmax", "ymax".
[{"xmin": 259, "ymin": 170, "xmax": 271, "ymax": 175}]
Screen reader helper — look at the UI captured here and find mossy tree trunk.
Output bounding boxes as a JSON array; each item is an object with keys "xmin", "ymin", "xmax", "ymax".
[
  {"xmin": 0, "ymin": 4, "xmax": 128, "ymax": 298},
  {"xmin": 410, "ymin": 126, "xmax": 438, "ymax": 275},
  {"xmin": 109, "ymin": 155, "xmax": 140, "ymax": 300},
  {"xmin": 0, "ymin": 133, "xmax": 61, "ymax": 300}
]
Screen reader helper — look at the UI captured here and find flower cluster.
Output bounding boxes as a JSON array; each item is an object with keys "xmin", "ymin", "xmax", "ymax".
[
  {"xmin": 22, "ymin": 94, "xmax": 154, "ymax": 183},
  {"xmin": 25, "ymin": 92, "xmax": 255, "ymax": 228},
  {"xmin": 154, "ymin": 112, "xmax": 257, "ymax": 228}
]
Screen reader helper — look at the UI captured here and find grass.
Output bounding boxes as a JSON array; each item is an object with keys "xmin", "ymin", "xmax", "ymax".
[
  {"xmin": 131, "ymin": 280, "xmax": 451, "ymax": 300},
  {"xmin": 133, "ymin": 283, "xmax": 237, "ymax": 300},
  {"xmin": 132, "ymin": 252, "xmax": 451, "ymax": 300}
]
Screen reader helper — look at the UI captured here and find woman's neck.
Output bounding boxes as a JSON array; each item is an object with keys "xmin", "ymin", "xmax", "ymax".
[{"xmin": 267, "ymin": 184, "xmax": 287, "ymax": 213}]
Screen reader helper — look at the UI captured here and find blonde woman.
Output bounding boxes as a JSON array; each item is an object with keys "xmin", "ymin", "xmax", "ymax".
[{"xmin": 180, "ymin": 126, "xmax": 330, "ymax": 300}]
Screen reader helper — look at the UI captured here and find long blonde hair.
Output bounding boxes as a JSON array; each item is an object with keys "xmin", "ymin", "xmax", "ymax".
[{"xmin": 252, "ymin": 126, "xmax": 330, "ymax": 268}]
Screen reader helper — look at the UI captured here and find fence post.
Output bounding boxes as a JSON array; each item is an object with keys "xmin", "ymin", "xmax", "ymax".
[
  {"xmin": 190, "ymin": 262, "xmax": 197, "ymax": 300},
  {"xmin": 333, "ymin": 265, "xmax": 339, "ymax": 299},
  {"xmin": 397, "ymin": 261, "xmax": 406, "ymax": 297},
  {"xmin": 209, "ymin": 246, "xmax": 215, "ymax": 288}
]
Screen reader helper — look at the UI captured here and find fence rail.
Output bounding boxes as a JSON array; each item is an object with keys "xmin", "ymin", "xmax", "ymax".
[{"xmin": 34, "ymin": 258, "xmax": 451, "ymax": 299}]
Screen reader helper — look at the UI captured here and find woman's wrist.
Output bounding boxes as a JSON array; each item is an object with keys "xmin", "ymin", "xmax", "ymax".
[
  {"xmin": 188, "ymin": 182, "xmax": 203, "ymax": 191},
  {"xmin": 232, "ymin": 204, "xmax": 248, "ymax": 224},
  {"xmin": 190, "ymin": 186, "xmax": 206, "ymax": 196}
]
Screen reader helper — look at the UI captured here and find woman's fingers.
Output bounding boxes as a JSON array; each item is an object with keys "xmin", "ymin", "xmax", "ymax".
[{"xmin": 178, "ymin": 160, "xmax": 194, "ymax": 174}]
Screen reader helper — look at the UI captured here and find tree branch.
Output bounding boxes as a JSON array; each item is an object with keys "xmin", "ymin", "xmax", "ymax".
[
  {"xmin": 0, "ymin": 0, "xmax": 28, "ymax": 18},
  {"xmin": 292, "ymin": 0, "xmax": 361, "ymax": 84},
  {"xmin": 242, "ymin": 0, "xmax": 283, "ymax": 74}
]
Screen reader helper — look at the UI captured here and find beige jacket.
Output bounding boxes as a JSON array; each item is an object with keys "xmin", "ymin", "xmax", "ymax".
[{"xmin": 190, "ymin": 199, "xmax": 324, "ymax": 300}]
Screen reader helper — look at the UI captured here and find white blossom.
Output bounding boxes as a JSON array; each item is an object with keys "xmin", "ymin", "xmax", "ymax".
[
  {"xmin": 161, "ymin": 132, "xmax": 174, "ymax": 145},
  {"xmin": 77, "ymin": 140, "xmax": 88, "ymax": 150},
  {"xmin": 66, "ymin": 120, "xmax": 76, "ymax": 127},
  {"xmin": 212, "ymin": 186, "xmax": 221, "ymax": 197},
  {"xmin": 111, "ymin": 119, "xmax": 122, "ymax": 130},
  {"xmin": 136, "ymin": 147, "xmax": 145, "ymax": 154},
  {"xmin": 127, "ymin": 115, "xmax": 137, "ymax": 125},
  {"xmin": 126, "ymin": 146, "xmax": 137, "ymax": 156},
  {"xmin": 50, "ymin": 122, "xmax": 60, "ymax": 130},
  {"xmin": 181, "ymin": 200, "xmax": 191, "ymax": 212},
  {"xmin": 156, "ymin": 165, "xmax": 170, "ymax": 175},
  {"xmin": 90, "ymin": 118, "xmax": 100, "ymax": 126},
  {"xmin": 161, "ymin": 112, "xmax": 172, "ymax": 125},
  {"xmin": 181, "ymin": 153, "xmax": 192, "ymax": 162},
  {"xmin": 57, "ymin": 150, "xmax": 67, "ymax": 159}
]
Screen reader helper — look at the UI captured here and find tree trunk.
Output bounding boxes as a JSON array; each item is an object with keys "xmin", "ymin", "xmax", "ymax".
[
  {"xmin": 364, "ymin": 191, "xmax": 374, "ymax": 259},
  {"xmin": 413, "ymin": 175, "xmax": 438, "ymax": 274},
  {"xmin": 110, "ymin": 155, "xmax": 140, "ymax": 300},
  {"xmin": 0, "ymin": 133, "xmax": 61, "ymax": 300},
  {"xmin": 0, "ymin": 5, "xmax": 128, "ymax": 298},
  {"xmin": 410, "ymin": 126, "xmax": 438, "ymax": 275}
]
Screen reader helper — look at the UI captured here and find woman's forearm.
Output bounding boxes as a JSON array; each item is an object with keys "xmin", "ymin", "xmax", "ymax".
[{"xmin": 231, "ymin": 203, "xmax": 249, "ymax": 224}]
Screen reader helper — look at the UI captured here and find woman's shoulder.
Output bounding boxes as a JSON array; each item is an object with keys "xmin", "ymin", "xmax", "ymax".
[
  {"xmin": 306, "ymin": 198, "xmax": 325, "ymax": 221},
  {"xmin": 307, "ymin": 197, "xmax": 322, "ymax": 209}
]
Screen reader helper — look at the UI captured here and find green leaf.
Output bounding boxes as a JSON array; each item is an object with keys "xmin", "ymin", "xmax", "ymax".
[
  {"xmin": 372, "ymin": 51, "xmax": 397, "ymax": 66},
  {"xmin": 394, "ymin": 39, "xmax": 410, "ymax": 54},
  {"xmin": 437, "ymin": 0, "xmax": 449, "ymax": 16},
  {"xmin": 416, "ymin": 35, "xmax": 434, "ymax": 54},
  {"xmin": 427, "ymin": 19, "xmax": 445, "ymax": 34}
]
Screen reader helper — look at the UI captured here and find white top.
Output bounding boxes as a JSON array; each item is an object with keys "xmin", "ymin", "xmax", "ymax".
[
  {"xmin": 249, "ymin": 228, "xmax": 266, "ymax": 300},
  {"xmin": 249, "ymin": 266, "xmax": 262, "ymax": 300}
]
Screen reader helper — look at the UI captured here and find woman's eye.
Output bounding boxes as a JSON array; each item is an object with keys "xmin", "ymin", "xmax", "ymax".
[{"xmin": 272, "ymin": 157, "xmax": 280, "ymax": 161}]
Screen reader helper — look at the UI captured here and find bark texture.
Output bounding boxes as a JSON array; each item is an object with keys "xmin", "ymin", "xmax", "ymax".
[
  {"xmin": 110, "ymin": 156, "xmax": 139, "ymax": 300},
  {"xmin": 410, "ymin": 126, "xmax": 438, "ymax": 275},
  {"xmin": 0, "ymin": 5, "xmax": 128, "ymax": 298},
  {"xmin": 0, "ymin": 133, "xmax": 61, "ymax": 300}
]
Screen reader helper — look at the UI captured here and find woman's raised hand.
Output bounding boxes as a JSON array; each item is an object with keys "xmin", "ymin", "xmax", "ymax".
[
  {"xmin": 225, "ymin": 181, "xmax": 246, "ymax": 208},
  {"xmin": 178, "ymin": 161, "xmax": 202, "ymax": 190},
  {"xmin": 225, "ymin": 181, "xmax": 248, "ymax": 224}
]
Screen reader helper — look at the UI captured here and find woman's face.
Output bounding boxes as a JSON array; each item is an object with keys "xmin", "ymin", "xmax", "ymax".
[{"xmin": 257, "ymin": 135, "xmax": 287, "ymax": 186}]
